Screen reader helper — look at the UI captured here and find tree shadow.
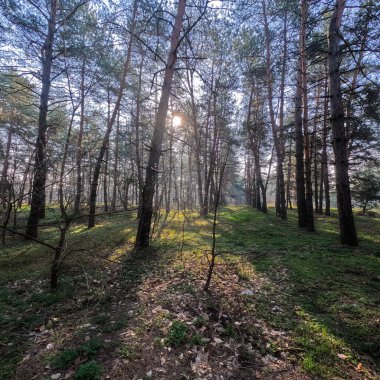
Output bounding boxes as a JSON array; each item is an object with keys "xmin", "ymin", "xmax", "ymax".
[{"xmin": 215, "ymin": 206, "xmax": 380, "ymax": 371}]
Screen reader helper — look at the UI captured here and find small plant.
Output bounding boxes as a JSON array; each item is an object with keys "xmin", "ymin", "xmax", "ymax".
[
  {"xmin": 91, "ymin": 313, "xmax": 108, "ymax": 325},
  {"xmin": 74, "ymin": 361, "xmax": 102, "ymax": 380},
  {"xmin": 50, "ymin": 348, "xmax": 79, "ymax": 369},
  {"xmin": 223, "ymin": 323, "xmax": 237, "ymax": 337},
  {"xmin": 165, "ymin": 321, "xmax": 189, "ymax": 346},
  {"xmin": 80, "ymin": 338, "xmax": 103, "ymax": 358},
  {"xmin": 153, "ymin": 337, "xmax": 165, "ymax": 348},
  {"xmin": 118, "ymin": 344, "xmax": 136, "ymax": 360},
  {"xmin": 193, "ymin": 315, "xmax": 206, "ymax": 328},
  {"xmin": 190, "ymin": 333, "xmax": 206, "ymax": 346}
]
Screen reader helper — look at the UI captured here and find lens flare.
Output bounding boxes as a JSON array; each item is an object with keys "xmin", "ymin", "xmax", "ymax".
[{"xmin": 173, "ymin": 115, "xmax": 182, "ymax": 127}]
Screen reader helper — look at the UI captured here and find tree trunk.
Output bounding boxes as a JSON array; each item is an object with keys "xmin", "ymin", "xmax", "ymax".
[
  {"xmin": 300, "ymin": 0, "xmax": 315, "ymax": 232},
  {"xmin": 312, "ymin": 84, "xmax": 321, "ymax": 213},
  {"xmin": 134, "ymin": 50, "xmax": 145, "ymax": 209},
  {"xmin": 135, "ymin": 0, "xmax": 186, "ymax": 248},
  {"xmin": 103, "ymin": 142, "xmax": 109, "ymax": 212},
  {"xmin": 1, "ymin": 126, "xmax": 13, "ymax": 209},
  {"xmin": 262, "ymin": 0, "xmax": 286, "ymax": 219},
  {"xmin": 294, "ymin": 54, "xmax": 308, "ymax": 228},
  {"xmin": 74, "ymin": 60, "xmax": 86, "ymax": 214},
  {"xmin": 186, "ymin": 67, "xmax": 204, "ymax": 215},
  {"xmin": 18, "ymin": 155, "xmax": 32, "ymax": 209},
  {"xmin": 203, "ymin": 91, "xmax": 219, "ymax": 216},
  {"xmin": 321, "ymin": 76, "xmax": 331, "ymax": 216},
  {"xmin": 204, "ymin": 147, "xmax": 230, "ymax": 291},
  {"xmin": 286, "ymin": 135, "xmax": 293, "ymax": 209},
  {"xmin": 111, "ymin": 111, "xmax": 120, "ymax": 211},
  {"xmin": 166, "ymin": 119, "xmax": 174, "ymax": 214},
  {"xmin": 88, "ymin": 1, "xmax": 137, "ymax": 228},
  {"xmin": 26, "ymin": 0, "xmax": 57, "ymax": 237},
  {"xmin": 327, "ymin": 0, "xmax": 357, "ymax": 245}
]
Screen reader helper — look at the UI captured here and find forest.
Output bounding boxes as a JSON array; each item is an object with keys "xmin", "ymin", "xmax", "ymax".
[{"xmin": 0, "ymin": 0, "xmax": 379, "ymax": 379}]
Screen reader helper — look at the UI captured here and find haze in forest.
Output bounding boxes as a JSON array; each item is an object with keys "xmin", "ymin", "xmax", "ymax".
[{"xmin": 0, "ymin": 0, "xmax": 379, "ymax": 379}]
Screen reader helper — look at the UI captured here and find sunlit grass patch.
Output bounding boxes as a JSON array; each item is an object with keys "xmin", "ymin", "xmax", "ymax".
[
  {"xmin": 0, "ymin": 206, "xmax": 379, "ymax": 379},
  {"xmin": 296, "ymin": 308, "xmax": 354, "ymax": 378}
]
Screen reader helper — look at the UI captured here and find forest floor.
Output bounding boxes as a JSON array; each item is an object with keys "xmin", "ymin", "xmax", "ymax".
[{"xmin": 0, "ymin": 206, "xmax": 379, "ymax": 380}]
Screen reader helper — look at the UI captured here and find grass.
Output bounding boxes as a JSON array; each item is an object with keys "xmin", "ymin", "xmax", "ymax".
[
  {"xmin": 74, "ymin": 361, "xmax": 102, "ymax": 380},
  {"xmin": 150, "ymin": 206, "xmax": 379, "ymax": 377},
  {"xmin": 48, "ymin": 338, "xmax": 103, "ymax": 370},
  {"xmin": 0, "ymin": 205, "xmax": 379, "ymax": 379},
  {"xmin": 212, "ymin": 207, "xmax": 380, "ymax": 377},
  {"xmin": 165, "ymin": 320, "xmax": 189, "ymax": 347}
]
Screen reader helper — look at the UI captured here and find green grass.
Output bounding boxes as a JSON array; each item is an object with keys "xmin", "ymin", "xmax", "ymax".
[
  {"xmin": 211, "ymin": 207, "xmax": 380, "ymax": 377},
  {"xmin": 165, "ymin": 320, "xmax": 189, "ymax": 347},
  {"xmin": 48, "ymin": 338, "xmax": 104, "ymax": 371},
  {"xmin": 50, "ymin": 348, "xmax": 79, "ymax": 369},
  {"xmin": 0, "ymin": 205, "xmax": 379, "ymax": 379},
  {"xmin": 148, "ymin": 206, "xmax": 379, "ymax": 377},
  {"xmin": 74, "ymin": 361, "xmax": 102, "ymax": 380}
]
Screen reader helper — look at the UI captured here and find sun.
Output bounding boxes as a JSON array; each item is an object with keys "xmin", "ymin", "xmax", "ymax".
[{"xmin": 173, "ymin": 115, "xmax": 182, "ymax": 127}]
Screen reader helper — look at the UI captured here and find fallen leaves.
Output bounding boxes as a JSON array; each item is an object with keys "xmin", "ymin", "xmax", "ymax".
[{"xmin": 191, "ymin": 348, "xmax": 210, "ymax": 376}]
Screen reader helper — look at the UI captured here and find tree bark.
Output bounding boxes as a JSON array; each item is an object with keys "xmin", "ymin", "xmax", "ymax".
[
  {"xmin": 286, "ymin": 135, "xmax": 293, "ymax": 209},
  {"xmin": 321, "ymin": 76, "xmax": 331, "ymax": 216},
  {"xmin": 74, "ymin": 60, "xmax": 86, "ymax": 214},
  {"xmin": 88, "ymin": 1, "xmax": 137, "ymax": 228},
  {"xmin": 1, "ymin": 126, "xmax": 13, "ymax": 209},
  {"xmin": 186, "ymin": 67, "xmax": 204, "ymax": 215},
  {"xmin": 262, "ymin": 0, "xmax": 286, "ymax": 219},
  {"xmin": 135, "ymin": 0, "xmax": 186, "ymax": 248},
  {"xmin": 327, "ymin": 0, "xmax": 357, "ymax": 245},
  {"xmin": 312, "ymin": 84, "xmax": 321, "ymax": 213},
  {"xmin": 300, "ymin": 0, "xmax": 315, "ymax": 232},
  {"xmin": 26, "ymin": 0, "xmax": 57, "ymax": 237},
  {"xmin": 295, "ymin": 54, "xmax": 307, "ymax": 228},
  {"xmin": 111, "ymin": 111, "xmax": 120, "ymax": 211}
]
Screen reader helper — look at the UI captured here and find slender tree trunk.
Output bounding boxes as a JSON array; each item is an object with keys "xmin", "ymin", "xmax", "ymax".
[
  {"xmin": 262, "ymin": 0, "xmax": 287, "ymax": 219},
  {"xmin": 327, "ymin": 0, "xmax": 357, "ymax": 245},
  {"xmin": 203, "ymin": 90, "xmax": 218, "ymax": 216},
  {"xmin": 204, "ymin": 147, "xmax": 230, "ymax": 291},
  {"xmin": 186, "ymin": 67, "xmax": 204, "ymax": 215},
  {"xmin": 254, "ymin": 152, "xmax": 266, "ymax": 213},
  {"xmin": 312, "ymin": 84, "xmax": 321, "ymax": 213},
  {"xmin": 103, "ymin": 143, "xmax": 109, "ymax": 212},
  {"xmin": 135, "ymin": 52, "xmax": 145, "ymax": 208},
  {"xmin": 322, "ymin": 81, "xmax": 331, "ymax": 216},
  {"xmin": 74, "ymin": 60, "xmax": 86, "ymax": 214},
  {"xmin": 26, "ymin": 0, "xmax": 57, "ymax": 237},
  {"xmin": 246, "ymin": 85, "xmax": 267, "ymax": 213},
  {"xmin": 88, "ymin": 1, "xmax": 137, "ymax": 228},
  {"xmin": 286, "ymin": 135, "xmax": 293, "ymax": 209},
  {"xmin": 18, "ymin": 155, "xmax": 32, "ymax": 209},
  {"xmin": 295, "ymin": 54, "xmax": 307, "ymax": 228},
  {"xmin": 1, "ymin": 126, "xmax": 13, "ymax": 209},
  {"xmin": 346, "ymin": 14, "xmax": 368, "ymax": 157},
  {"xmin": 300, "ymin": 0, "xmax": 315, "ymax": 232},
  {"xmin": 135, "ymin": 0, "xmax": 186, "ymax": 248},
  {"xmin": 166, "ymin": 121, "xmax": 174, "ymax": 214},
  {"xmin": 111, "ymin": 111, "xmax": 120, "ymax": 211}
]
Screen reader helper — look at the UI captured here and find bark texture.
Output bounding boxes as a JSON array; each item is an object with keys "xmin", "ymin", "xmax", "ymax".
[
  {"xmin": 135, "ymin": 0, "xmax": 186, "ymax": 248},
  {"xmin": 327, "ymin": 0, "xmax": 358, "ymax": 246},
  {"xmin": 26, "ymin": 0, "xmax": 58, "ymax": 237}
]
